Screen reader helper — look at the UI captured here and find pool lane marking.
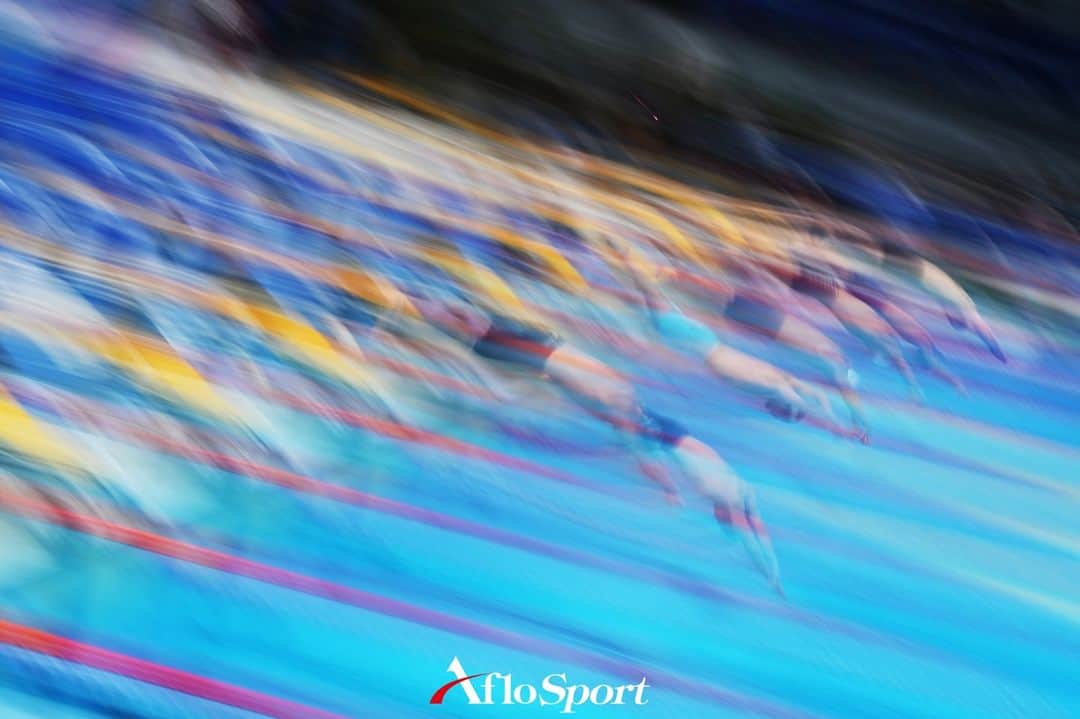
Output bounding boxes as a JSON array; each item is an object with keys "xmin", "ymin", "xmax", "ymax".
[
  {"xmin": 8, "ymin": 377, "xmax": 950, "ymax": 664},
  {"xmin": 0, "ymin": 307, "xmax": 617, "ymax": 500},
  {"xmin": 8, "ymin": 377, "xmax": 1021, "ymax": 670},
  {"xmin": 92, "ymin": 129, "xmax": 687, "ymax": 392},
  {"xmin": 0, "ymin": 617, "xmax": 350, "ymax": 719},
  {"xmin": 0, "ymin": 488, "xmax": 821, "ymax": 719},
  {"xmin": 5, "ymin": 165, "xmax": 677, "ymax": 394}
]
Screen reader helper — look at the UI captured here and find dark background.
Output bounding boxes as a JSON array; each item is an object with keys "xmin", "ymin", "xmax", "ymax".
[{"xmin": 197, "ymin": 1, "xmax": 1080, "ymax": 210}]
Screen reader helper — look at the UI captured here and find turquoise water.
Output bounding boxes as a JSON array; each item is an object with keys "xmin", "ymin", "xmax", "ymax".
[{"xmin": 0, "ymin": 17, "xmax": 1077, "ymax": 719}]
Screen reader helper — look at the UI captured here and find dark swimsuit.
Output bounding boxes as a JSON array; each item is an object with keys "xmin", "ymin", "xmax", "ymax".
[
  {"xmin": 472, "ymin": 316, "xmax": 689, "ymax": 446},
  {"xmin": 724, "ymin": 292, "xmax": 785, "ymax": 340},
  {"xmin": 845, "ymin": 272, "xmax": 889, "ymax": 311},
  {"xmin": 789, "ymin": 258, "xmax": 842, "ymax": 301},
  {"xmin": 639, "ymin": 408, "xmax": 690, "ymax": 447},
  {"xmin": 471, "ymin": 314, "xmax": 563, "ymax": 372},
  {"xmin": 882, "ymin": 235, "xmax": 920, "ymax": 261}
]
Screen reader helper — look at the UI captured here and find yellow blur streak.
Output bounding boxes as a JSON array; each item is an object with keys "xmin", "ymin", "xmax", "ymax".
[
  {"xmin": 208, "ymin": 91, "xmax": 590, "ymax": 294},
  {"xmin": 84, "ymin": 333, "xmax": 239, "ymax": 424},
  {"xmin": 0, "ymin": 383, "xmax": 85, "ymax": 472},
  {"xmin": 0, "ymin": 218, "xmax": 380, "ymax": 400},
  {"xmin": 342, "ymin": 75, "xmax": 775, "ymax": 259}
]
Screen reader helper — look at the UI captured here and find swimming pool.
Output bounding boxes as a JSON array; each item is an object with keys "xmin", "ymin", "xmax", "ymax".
[{"xmin": 0, "ymin": 9, "xmax": 1077, "ymax": 719}]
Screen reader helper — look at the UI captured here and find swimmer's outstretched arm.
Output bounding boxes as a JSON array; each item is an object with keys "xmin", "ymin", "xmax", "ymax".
[
  {"xmin": 704, "ymin": 343, "xmax": 854, "ymax": 438},
  {"xmin": 844, "ymin": 237, "xmax": 1006, "ymax": 363},
  {"xmin": 904, "ymin": 257, "xmax": 1005, "ymax": 362},
  {"xmin": 606, "ymin": 238, "xmax": 675, "ymax": 315},
  {"xmin": 604, "ymin": 234, "xmax": 858, "ymax": 437},
  {"xmin": 669, "ymin": 436, "xmax": 784, "ymax": 595}
]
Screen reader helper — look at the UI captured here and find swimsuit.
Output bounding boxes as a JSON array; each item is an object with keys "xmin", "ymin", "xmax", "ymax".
[
  {"xmin": 471, "ymin": 314, "xmax": 562, "ymax": 372},
  {"xmin": 724, "ymin": 292, "xmax": 784, "ymax": 340},
  {"xmin": 882, "ymin": 236, "xmax": 920, "ymax": 261},
  {"xmin": 639, "ymin": 408, "xmax": 689, "ymax": 447},
  {"xmin": 652, "ymin": 309, "xmax": 718, "ymax": 358},
  {"xmin": 845, "ymin": 272, "xmax": 889, "ymax": 311},
  {"xmin": 789, "ymin": 257, "xmax": 842, "ymax": 300}
]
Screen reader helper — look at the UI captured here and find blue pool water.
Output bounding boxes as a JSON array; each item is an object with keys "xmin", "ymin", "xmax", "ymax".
[{"xmin": 0, "ymin": 12, "xmax": 1077, "ymax": 719}]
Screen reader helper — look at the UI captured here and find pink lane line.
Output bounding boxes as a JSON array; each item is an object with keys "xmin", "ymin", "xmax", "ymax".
[
  {"xmin": 257, "ymin": 387, "xmax": 633, "ymax": 498},
  {"xmin": 0, "ymin": 490, "xmax": 817, "ymax": 719},
  {"xmin": 0, "ymin": 618, "xmax": 350, "ymax": 719},
  {"xmin": 11, "ymin": 379, "xmax": 934, "ymax": 658}
]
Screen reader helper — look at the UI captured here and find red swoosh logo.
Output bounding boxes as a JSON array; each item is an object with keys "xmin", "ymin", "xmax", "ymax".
[{"xmin": 429, "ymin": 672, "xmax": 490, "ymax": 704}]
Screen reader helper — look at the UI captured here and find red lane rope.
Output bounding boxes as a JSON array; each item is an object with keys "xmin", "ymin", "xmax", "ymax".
[
  {"xmin": 0, "ymin": 489, "xmax": 813, "ymax": 719},
  {"xmin": 8, "ymin": 379, "xmax": 933, "ymax": 657},
  {"xmin": 0, "ymin": 618, "xmax": 350, "ymax": 719},
  {"xmin": 256, "ymin": 387, "xmax": 633, "ymax": 498}
]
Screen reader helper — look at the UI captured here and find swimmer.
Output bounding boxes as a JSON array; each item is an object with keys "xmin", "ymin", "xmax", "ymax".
[
  {"xmin": 711, "ymin": 123, "xmax": 1004, "ymax": 364},
  {"xmin": 601, "ymin": 236, "xmax": 863, "ymax": 439},
  {"xmin": 798, "ymin": 232, "xmax": 965, "ymax": 391},
  {"xmin": 766, "ymin": 239, "xmax": 925, "ymax": 400},
  {"xmin": 805, "ymin": 221, "xmax": 1005, "ymax": 362},
  {"xmin": 693, "ymin": 254, "xmax": 872, "ymax": 432},
  {"xmin": 883, "ymin": 235, "xmax": 1005, "ymax": 363},
  {"xmin": 405, "ymin": 295, "xmax": 785, "ymax": 594},
  {"xmin": 784, "ymin": 162, "xmax": 1007, "ymax": 363}
]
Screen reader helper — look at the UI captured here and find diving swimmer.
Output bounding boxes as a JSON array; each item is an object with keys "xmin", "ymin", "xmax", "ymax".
[{"xmin": 403, "ymin": 293, "xmax": 785, "ymax": 594}]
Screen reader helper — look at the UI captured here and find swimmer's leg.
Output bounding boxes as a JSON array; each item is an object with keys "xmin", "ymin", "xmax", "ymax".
[
  {"xmin": 788, "ymin": 378, "xmax": 842, "ymax": 427},
  {"xmin": 873, "ymin": 300, "xmax": 965, "ymax": 392},
  {"xmin": 542, "ymin": 345, "xmax": 684, "ymax": 499},
  {"xmin": 827, "ymin": 291, "xmax": 923, "ymax": 401},
  {"xmin": 619, "ymin": 429, "xmax": 682, "ymax": 504},
  {"xmin": 542, "ymin": 345, "xmax": 640, "ymax": 420},
  {"xmin": 773, "ymin": 314, "xmax": 869, "ymax": 437},
  {"xmin": 719, "ymin": 491, "xmax": 785, "ymax": 598}
]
